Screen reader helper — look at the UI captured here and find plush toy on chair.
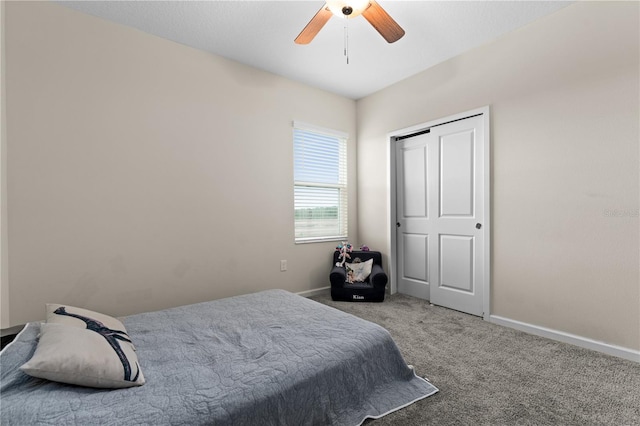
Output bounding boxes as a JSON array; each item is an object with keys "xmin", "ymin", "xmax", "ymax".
[{"xmin": 330, "ymin": 248, "xmax": 388, "ymax": 302}]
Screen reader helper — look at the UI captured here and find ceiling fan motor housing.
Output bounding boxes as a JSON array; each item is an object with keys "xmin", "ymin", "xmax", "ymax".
[{"xmin": 326, "ymin": 0, "xmax": 371, "ymax": 18}]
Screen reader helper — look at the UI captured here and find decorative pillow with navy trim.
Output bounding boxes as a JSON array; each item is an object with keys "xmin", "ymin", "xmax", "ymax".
[{"xmin": 20, "ymin": 304, "xmax": 145, "ymax": 389}]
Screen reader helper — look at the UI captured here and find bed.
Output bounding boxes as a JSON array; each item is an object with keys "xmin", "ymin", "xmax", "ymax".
[{"xmin": 1, "ymin": 289, "xmax": 438, "ymax": 425}]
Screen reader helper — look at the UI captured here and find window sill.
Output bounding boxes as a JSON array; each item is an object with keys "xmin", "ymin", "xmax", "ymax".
[{"xmin": 295, "ymin": 236, "xmax": 348, "ymax": 245}]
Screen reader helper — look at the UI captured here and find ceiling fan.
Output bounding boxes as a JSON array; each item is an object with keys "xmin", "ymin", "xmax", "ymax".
[{"xmin": 295, "ymin": 0, "xmax": 405, "ymax": 45}]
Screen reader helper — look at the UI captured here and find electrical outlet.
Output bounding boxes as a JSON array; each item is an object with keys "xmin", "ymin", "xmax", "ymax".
[{"xmin": 280, "ymin": 260, "xmax": 287, "ymax": 272}]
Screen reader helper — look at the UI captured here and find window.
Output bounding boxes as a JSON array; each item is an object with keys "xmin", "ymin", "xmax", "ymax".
[{"xmin": 293, "ymin": 122, "xmax": 348, "ymax": 243}]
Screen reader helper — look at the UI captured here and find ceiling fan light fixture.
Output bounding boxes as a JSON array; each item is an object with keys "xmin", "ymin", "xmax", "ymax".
[
  {"xmin": 294, "ymin": 0, "xmax": 404, "ymax": 45},
  {"xmin": 326, "ymin": 0, "xmax": 371, "ymax": 18}
]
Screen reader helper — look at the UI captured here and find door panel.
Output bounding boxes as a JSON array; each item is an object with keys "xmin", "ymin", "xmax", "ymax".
[
  {"xmin": 440, "ymin": 130, "xmax": 474, "ymax": 217},
  {"xmin": 403, "ymin": 233, "xmax": 428, "ymax": 281},
  {"xmin": 402, "ymin": 145, "xmax": 428, "ymax": 217},
  {"xmin": 396, "ymin": 114, "xmax": 485, "ymax": 316},
  {"xmin": 439, "ymin": 235, "xmax": 474, "ymax": 292},
  {"xmin": 396, "ymin": 134, "xmax": 430, "ymax": 299}
]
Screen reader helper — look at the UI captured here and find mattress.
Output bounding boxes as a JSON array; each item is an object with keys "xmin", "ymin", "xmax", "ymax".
[{"xmin": 0, "ymin": 289, "xmax": 437, "ymax": 425}]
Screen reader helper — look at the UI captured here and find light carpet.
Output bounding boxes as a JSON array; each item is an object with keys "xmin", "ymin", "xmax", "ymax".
[{"xmin": 311, "ymin": 291, "xmax": 640, "ymax": 426}]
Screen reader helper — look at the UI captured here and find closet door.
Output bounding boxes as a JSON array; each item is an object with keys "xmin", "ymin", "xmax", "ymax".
[{"xmin": 396, "ymin": 114, "xmax": 486, "ymax": 316}]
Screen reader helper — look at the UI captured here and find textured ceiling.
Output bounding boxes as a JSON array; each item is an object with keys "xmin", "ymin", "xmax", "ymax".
[{"xmin": 56, "ymin": 1, "xmax": 573, "ymax": 100}]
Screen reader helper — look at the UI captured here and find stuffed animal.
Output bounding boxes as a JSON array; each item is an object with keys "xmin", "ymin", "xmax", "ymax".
[
  {"xmin": 346, "ymin": 267, "xmax": 355, "ymax": 284},
  {"xmin": 335, "ymin": 242, "xmax": 353, "ymax": 267},
  {"xmin": 360, "ymin": 245, "xmax": 370, "ymax": 251}
]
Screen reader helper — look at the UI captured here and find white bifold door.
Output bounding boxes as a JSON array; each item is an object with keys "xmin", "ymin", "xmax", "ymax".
[{"xmin": 395, "ymin": 114, "xmax": 486, "ymax": 317}]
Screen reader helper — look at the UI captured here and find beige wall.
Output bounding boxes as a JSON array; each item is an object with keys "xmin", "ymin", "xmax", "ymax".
[
  {"xmin": 2, "ymin": 1, "xmax": 638, "ymax": 354},
  {"xmin": 1, "ymin": 0, "xmax": 9, "ymax": 328},
  {"xmin": 357, "ymin": 1, "xmax": 639, "ymax": 350},
  {"xmin": 1, "ymin": 1, "xmax": 357, "ymax": 327}
]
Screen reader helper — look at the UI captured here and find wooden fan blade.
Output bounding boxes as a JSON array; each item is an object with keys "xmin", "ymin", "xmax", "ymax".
[
  {"xmin": 362, "ymin": 0, "xmax": 405, "ymax": 43},
  {"xmin": 295, "ymin": 5, "xmax": 333, "ymax": 44}
]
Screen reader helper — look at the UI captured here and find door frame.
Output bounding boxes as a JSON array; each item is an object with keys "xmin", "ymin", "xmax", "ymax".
[{"xmin": 387, "ymin": 106, "xmax": 491, "ymax": 320}]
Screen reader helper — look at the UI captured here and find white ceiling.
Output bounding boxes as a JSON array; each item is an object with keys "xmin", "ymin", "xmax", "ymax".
[{"xmin": 56, "ymin": 0, "xmax": 572, "ymax": 100}]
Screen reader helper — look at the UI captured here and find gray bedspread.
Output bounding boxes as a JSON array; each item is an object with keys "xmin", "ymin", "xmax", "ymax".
[{"xmin": 1, "ymin": 289, "xmax": 437, "ymax": 425}]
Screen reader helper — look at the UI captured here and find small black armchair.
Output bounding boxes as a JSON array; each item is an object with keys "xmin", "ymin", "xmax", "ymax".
[{"xmin": 330, "ymin": 250, "xmax": 388, "ymax": 302}]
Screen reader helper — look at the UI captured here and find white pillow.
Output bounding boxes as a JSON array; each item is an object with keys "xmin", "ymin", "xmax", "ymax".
[
  {"xmin": 20, "ymin": 305, "xmax": 145, "ymax": 389},
  {"xmin": 346, "ymin": 258, "xmax": 374, "ymax": 283}
]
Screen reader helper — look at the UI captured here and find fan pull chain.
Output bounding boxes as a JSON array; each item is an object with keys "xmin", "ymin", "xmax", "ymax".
[{"xmin": 344, "ymin": 18, "xmax": 349, "ymax": 64}]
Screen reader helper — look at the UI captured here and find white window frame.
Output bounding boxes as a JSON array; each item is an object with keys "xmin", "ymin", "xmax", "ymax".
[{"xmin": 293, "ymin": 121, "xmax": 348, "ymax": 244}]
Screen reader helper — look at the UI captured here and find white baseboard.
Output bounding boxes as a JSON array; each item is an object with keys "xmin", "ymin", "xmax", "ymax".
[
  {"xmin": 296, "ymin": 286, "xmax": 330, "ymax": 298},
  {"xmin": 490, "ymin": 315, "xmax": 640, "ymax": 363}
]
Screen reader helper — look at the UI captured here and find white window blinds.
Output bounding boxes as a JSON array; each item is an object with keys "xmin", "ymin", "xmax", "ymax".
[{"xmin": 293, "ymin": 122, "xmax": 348, "ymax": 243}]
